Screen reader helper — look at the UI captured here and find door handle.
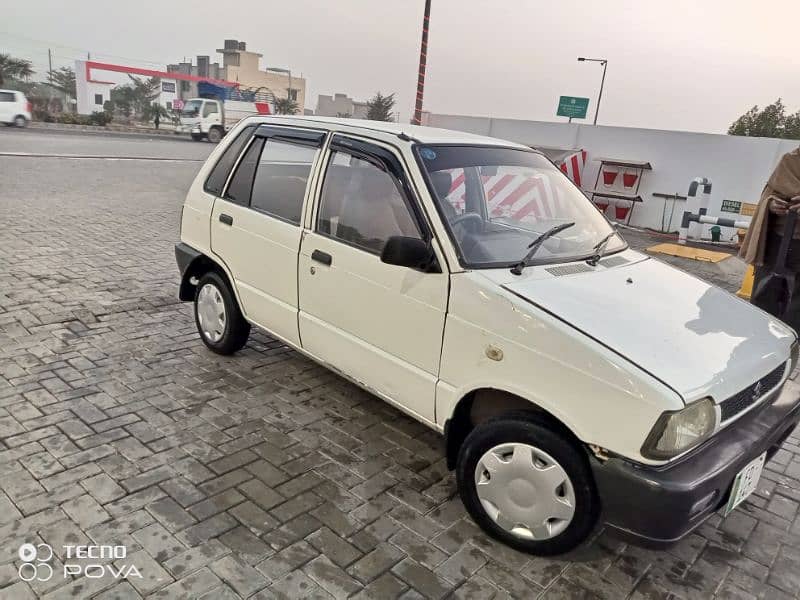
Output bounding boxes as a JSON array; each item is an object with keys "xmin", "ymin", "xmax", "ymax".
[
  {"xmin": 311, "ymin": 249, "xmax": 332, "ymax": 266},
  {"xmin": 219, "ymin": 213, "xmax": 233, "ymax": 226}
]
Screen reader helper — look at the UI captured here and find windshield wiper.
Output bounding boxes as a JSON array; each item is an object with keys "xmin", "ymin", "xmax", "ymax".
[
  {"xmin": 510, "ymin": 222, "xmax": 576, "ymax": 275},
  {"xmin": 586, "ymin": 230, "xmax": 618, "ymax": 266}
]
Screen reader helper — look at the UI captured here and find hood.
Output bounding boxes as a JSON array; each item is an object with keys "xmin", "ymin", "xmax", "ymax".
[{"xmin": 499, "ymin": 256, "xmax": 794, "ymax": 403}]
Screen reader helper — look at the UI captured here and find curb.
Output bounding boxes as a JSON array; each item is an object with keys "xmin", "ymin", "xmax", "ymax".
[{"xmin": 29, "ymin": 122, "xmax": 181, "ymax": 137}]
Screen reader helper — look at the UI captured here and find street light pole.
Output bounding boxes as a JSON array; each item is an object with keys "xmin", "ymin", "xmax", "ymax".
[
  {"xmin": 412, "ymin": 0, "xmax": 432, "ymax": 125},
  {"xmin": 577, "ymin": 57, "xmax": 608, "ymax": 125}
]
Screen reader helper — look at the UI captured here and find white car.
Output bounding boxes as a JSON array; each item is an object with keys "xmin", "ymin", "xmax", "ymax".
[
  {"xmin": 0, "ymin": 89, "xmax": 31, "ymax": 127},
  {"xmin": 176, "ymin": 116, "xmax": 800, "ymax": 555}
]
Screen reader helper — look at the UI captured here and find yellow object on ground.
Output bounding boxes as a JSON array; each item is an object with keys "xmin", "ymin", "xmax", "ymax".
[
  {"xmin": 647, "ymin": 243, "xmax": 732, "ymax": 263},
  {"xmin": 737, "ymin": 264, "xmax": 754, "ymax": 300}
]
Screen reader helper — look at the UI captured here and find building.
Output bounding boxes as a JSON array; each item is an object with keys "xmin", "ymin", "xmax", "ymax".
[
  {"xmin": 168, "ymin": 40, "xmax": 306, "ymax": 110},
  {"xmin": 314, "ymin": 93, "xmax": 368, "ymax": 119},
  {"xmin": 75, "ymin": 60, "xmax": 186, "ymax": 115}
]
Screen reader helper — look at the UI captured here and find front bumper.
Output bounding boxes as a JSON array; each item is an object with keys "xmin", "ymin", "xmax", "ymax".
[{"xmin": 593, "ymin": 378, "xmax": 800, "ymax": 548}]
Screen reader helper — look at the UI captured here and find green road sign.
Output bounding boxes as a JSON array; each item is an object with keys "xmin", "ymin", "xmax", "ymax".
[{"xmin": 557, "ymin": 96, "xmax": 590, "ymax": 119}]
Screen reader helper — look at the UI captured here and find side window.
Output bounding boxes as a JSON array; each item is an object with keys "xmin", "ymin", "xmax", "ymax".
[
  {"xmin": 203, "ymin": 102, "xmax": 218, "ymax": 117},
  {"xmin": 0, "ymin": 92, "xmax": 14, "ymax": 102},
  {"xmin": 318, "ymin": 147, "xmax": 422, "ymax": 254},
  {"xmin": 204, "ymin": 125, "xmax": 256, "ymax": 196},
  {"xmin": 250, "ymin": 139, "xmax": 318, "ymax": 224},
  {"xmin": 224, "ymin": 138, "xmax": 264, "ymax": 206}
]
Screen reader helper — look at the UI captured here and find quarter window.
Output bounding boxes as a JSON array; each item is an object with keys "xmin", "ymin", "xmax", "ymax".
[
  {"xmin": 204, "ymin": 125, "xmax": 256, "ymax": 196},
  {"xmin": 224, "ymin": 138, "xmax": 263, "ymax": 206},
  {"xmin": 318, "ymin": 148, "xmax": 421, "ymax": 254},
  {"xmin": 250, "ymin": 139, "xmax": 317, "ymax": 224}
]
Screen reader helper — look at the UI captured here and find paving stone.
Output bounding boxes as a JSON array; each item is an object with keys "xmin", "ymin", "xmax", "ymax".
[
  {"xmin": 304, "ymin": 554, "xmax": 363, "ymax": 598},
  {"xmin": 119, "ymin": 549, "xmax": 173, "ymax": 595},
  {"xmin": 256, "ymin": 540, "xmax": 319, "ymax": 582},
  {"xmin": 80, "ymin": 472, "xmax": 126, "ymax": 504},
  {"xmin": 175, "ymin": 512, "xmax": 238, "ymax": 547},
  {"xmin": 148, "ymin": 567, "xmax": 221, "ymax": 600},
  {"xmin": 210, "ymin": 554, "xmax": 269, "ymax": 597},
  {"xmin": 348, "ymin": 541, "xmax": 405, "ymax": 584},
  {"xmin": 258, "ymin": 570, "xmax": 330, "ymax": 600},
  {"xmin": 351, "ymin": 572, "xmax": 409, "ymax": 600},
  {"xmin": 163, "ymin": 539, "xmax": 231, "ymax": 578},
  {"xmin": 147, "ymin": 497, "xmax": 197, "ymax": 533},
  {"xmin": 219, "ymin": 525, "xmax": 273, "ymax": 564},
  {"xmin": 392, "ymin": 557, "xmax": 452, "ymax": 600},
  {"xmin": 61, "ymin": 493, "xmax": 111, "ymax": 528}
]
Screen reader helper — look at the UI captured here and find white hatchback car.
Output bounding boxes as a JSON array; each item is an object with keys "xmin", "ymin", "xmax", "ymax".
[
  {"xmin": 0, "ymin": 89, "xmax": 31, "ymax": 127},
  {"xmin": 176, "ymin": 116, "xmax": 800, "ymax": 555}
]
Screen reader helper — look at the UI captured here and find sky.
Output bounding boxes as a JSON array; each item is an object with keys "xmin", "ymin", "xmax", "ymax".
[{"xmin": 3, "ymin": 0, "xmax": 800, "ymax": 134}]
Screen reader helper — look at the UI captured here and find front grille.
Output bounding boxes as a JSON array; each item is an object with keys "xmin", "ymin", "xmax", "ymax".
[
  {"xmin": 545, "ymin": 264, "xmax": 593, "ymax": 277},
  {"xmin": 719, "ymin": 364, "xmax": 786, "ymax": 421}
]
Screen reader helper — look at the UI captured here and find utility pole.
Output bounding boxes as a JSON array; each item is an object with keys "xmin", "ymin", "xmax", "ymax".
[
  {"xmin": 411, "ymin": 0, "xmax": 432, "ymax": 125},
  {"xmin": 594, "ymin": 60, "xmax": 608, "ymax": 125},
  {"xmin": 48, "ymin": 49, "xmax": 53, "ymax": 81}
]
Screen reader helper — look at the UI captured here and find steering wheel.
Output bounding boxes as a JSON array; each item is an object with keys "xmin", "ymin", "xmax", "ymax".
[{"xmin": 450, "ymin": 212, "xmax": 484, "ymax": 233}]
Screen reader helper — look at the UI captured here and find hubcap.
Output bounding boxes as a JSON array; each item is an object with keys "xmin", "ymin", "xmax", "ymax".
[
  {"xmin": 197, "ymin": 283, "xmax": 226, "ymax": 343},
  {"xmin": 474, "ymin": 442, "xmax": 576, "ymax": 540}
]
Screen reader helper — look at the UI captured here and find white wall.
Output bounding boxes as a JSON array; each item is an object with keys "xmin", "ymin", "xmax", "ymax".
[
  {"xmin": 75, "ymin": 60, "xmax": 112, "ymax": 115},
  {"xmin": 157, "ymin": 79, "xmax": 178, "ymax": 110},
  {"xmin": 427, "ymin": 114, "xmax": 799, "ymax": 239}
]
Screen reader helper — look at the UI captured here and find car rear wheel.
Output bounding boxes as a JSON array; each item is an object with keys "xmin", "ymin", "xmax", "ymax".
[
  {"xmin": 456, "ymin": 415, "xmax": 599, "ymax": 555},
  {"xmin": 194, "ymin": 272, "xmax": 250, "ymax": 355},
  {"xmin": 14, "ymin": 116, "xmax": 27, "ymax": 128},
  {"xmin": 207, "ymin": 126, "xmax": 223, "ymax": 143}
]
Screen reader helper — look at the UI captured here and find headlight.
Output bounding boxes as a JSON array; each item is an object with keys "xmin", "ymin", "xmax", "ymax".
[{"xmin": 641, "ymin": 398, "xmax": 717, "ymax": 460}]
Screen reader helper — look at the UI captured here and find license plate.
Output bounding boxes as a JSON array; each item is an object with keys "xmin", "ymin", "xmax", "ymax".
[{"xmin": 724, "ymin": 452, "xmax": 766, "ymax": 516}]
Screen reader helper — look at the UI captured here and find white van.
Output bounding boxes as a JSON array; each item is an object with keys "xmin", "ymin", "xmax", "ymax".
[
  {"xmin": 0, "ymin": 89, "xmax": 31, "ymax": 127},
  {"xmin": 175, "ymin": 116, "xmax": 800, "ymax": 555}
]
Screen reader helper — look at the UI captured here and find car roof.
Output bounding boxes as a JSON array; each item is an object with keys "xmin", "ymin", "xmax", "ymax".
[{"xmin": 242, "ymin": 115, "xmax": 532, "ymax": 149}]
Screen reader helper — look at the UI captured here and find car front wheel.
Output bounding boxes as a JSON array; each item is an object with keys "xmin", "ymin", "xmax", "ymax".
[
  {"xmin": 456, "ymin": 415, "xmax": 599, "ymax": 555},
  {"xmin": 194, "ymin": 272, "xmax": 250, "ymax": 355}
]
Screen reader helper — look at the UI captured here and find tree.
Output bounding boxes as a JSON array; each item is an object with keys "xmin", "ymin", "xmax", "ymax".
[
  {"xmin": 366, "ymin": 92, "xmax": 395, "ymax": 121},
  {"xmin": 0, "ymin": 54, "xmax": 34, "ymax": 86},
  {"xmin": 728, "ymin": 99, "xmax": 800, "ymax": 140},
  {"xmin": 274, "ymin": 97, "xmax": 299, "ymax": 115},
  {"xmin": 48, "ymin": 67, "xmax": 77, "ymax": 99},
  {"xmin": 110, "ymin": 75, "xmax": 160, "ymax": 120}
]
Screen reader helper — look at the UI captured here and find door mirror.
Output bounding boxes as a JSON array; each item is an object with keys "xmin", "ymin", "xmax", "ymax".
[{"xmin": 381, "ymin": 236, "xmax": 436, "ymax": 271}]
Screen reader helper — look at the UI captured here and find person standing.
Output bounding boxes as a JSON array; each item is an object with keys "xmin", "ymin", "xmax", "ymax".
[
  {"xmin": 740, "ymin": 148, "xmax": 800, "ymax": 329},
  {"xmin": 153, "ymin": 106, "xmax": 160, "ymax": 130}
]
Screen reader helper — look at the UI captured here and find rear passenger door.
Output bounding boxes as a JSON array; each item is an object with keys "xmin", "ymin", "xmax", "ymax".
[
  {"xmin": 211, "ymin": 125, "xmax": 326, "ymax": 347},
  {"xmin": 298, "ymin": 135, "xmax": 448, "ymax": 424}
]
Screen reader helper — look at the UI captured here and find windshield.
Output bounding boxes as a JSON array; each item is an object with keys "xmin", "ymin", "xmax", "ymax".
[
  {"xmin": 417, "ymin": 145, "xmax": 625, "ymax": 268},
  {"xmin": 180, "ymin": 100, "xmax": 203, "ymax": 117}
]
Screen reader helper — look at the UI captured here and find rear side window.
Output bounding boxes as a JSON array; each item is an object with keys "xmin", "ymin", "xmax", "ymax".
[
  {"xmin": 224, "ymin": 138, "xmax": 264, "ymax": 205},
  {"xmin": 250, "ymin": 139, "xmax": 318, "ymax": 224},
  {"xmin": 204, "ymin": 126, "xmax": 255, "ymax": 196},
  {"xmin": 0, "ymin": 92, "xmax": 14, "ymax": 102}
]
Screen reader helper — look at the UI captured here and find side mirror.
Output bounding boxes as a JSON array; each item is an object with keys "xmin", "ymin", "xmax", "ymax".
[{"xmin": 381, "ymin": 236, "xmax": 436, "ymax": 271}]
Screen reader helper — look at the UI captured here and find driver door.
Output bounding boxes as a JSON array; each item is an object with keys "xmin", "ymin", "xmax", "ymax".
[{"xmin": 298, "ymin": 136, "xmax": 448, "ymax": 424}]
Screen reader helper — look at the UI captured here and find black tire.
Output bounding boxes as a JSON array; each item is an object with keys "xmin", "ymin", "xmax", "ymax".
[
  {"xmin": 456, "ymin": 414, "xmax": 599, "ymax": 555},
  {"xmin": 14, "ymin": 116, "xmax": 27, "ymax": 128},
  {"xmin": 191, "ymin": 133, "xmax": 203, "ymax": 141},
  {"xmin": 194, "ymin": 271, "xmax": 250, "ymax": 355},
  {"xmin": 207, "ymin": 126, "xmax": 223, "ymax": 143}
]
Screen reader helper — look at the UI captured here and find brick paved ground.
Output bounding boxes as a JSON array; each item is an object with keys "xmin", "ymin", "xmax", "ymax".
[{"xmin": 1, "ymin": 149, "xmax": 800, "ymax": 599}]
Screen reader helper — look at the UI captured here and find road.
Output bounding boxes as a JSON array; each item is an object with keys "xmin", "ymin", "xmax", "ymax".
[
  {"xmin": 0, "ymin": 127, "xmax": 213, "ymax": 160},
  {"xmin": 0, "ymin": 128, "xmax": 798, "ymax": 599}
]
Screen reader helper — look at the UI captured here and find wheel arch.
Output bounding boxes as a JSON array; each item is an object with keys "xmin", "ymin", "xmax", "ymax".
[
  {"xmin": 178, "ymin": 250, "xmax": 235, "ymax": 302},
  {"xmin": 444, "ymin": 387, "xmax": 586, "ymax": 470}
]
